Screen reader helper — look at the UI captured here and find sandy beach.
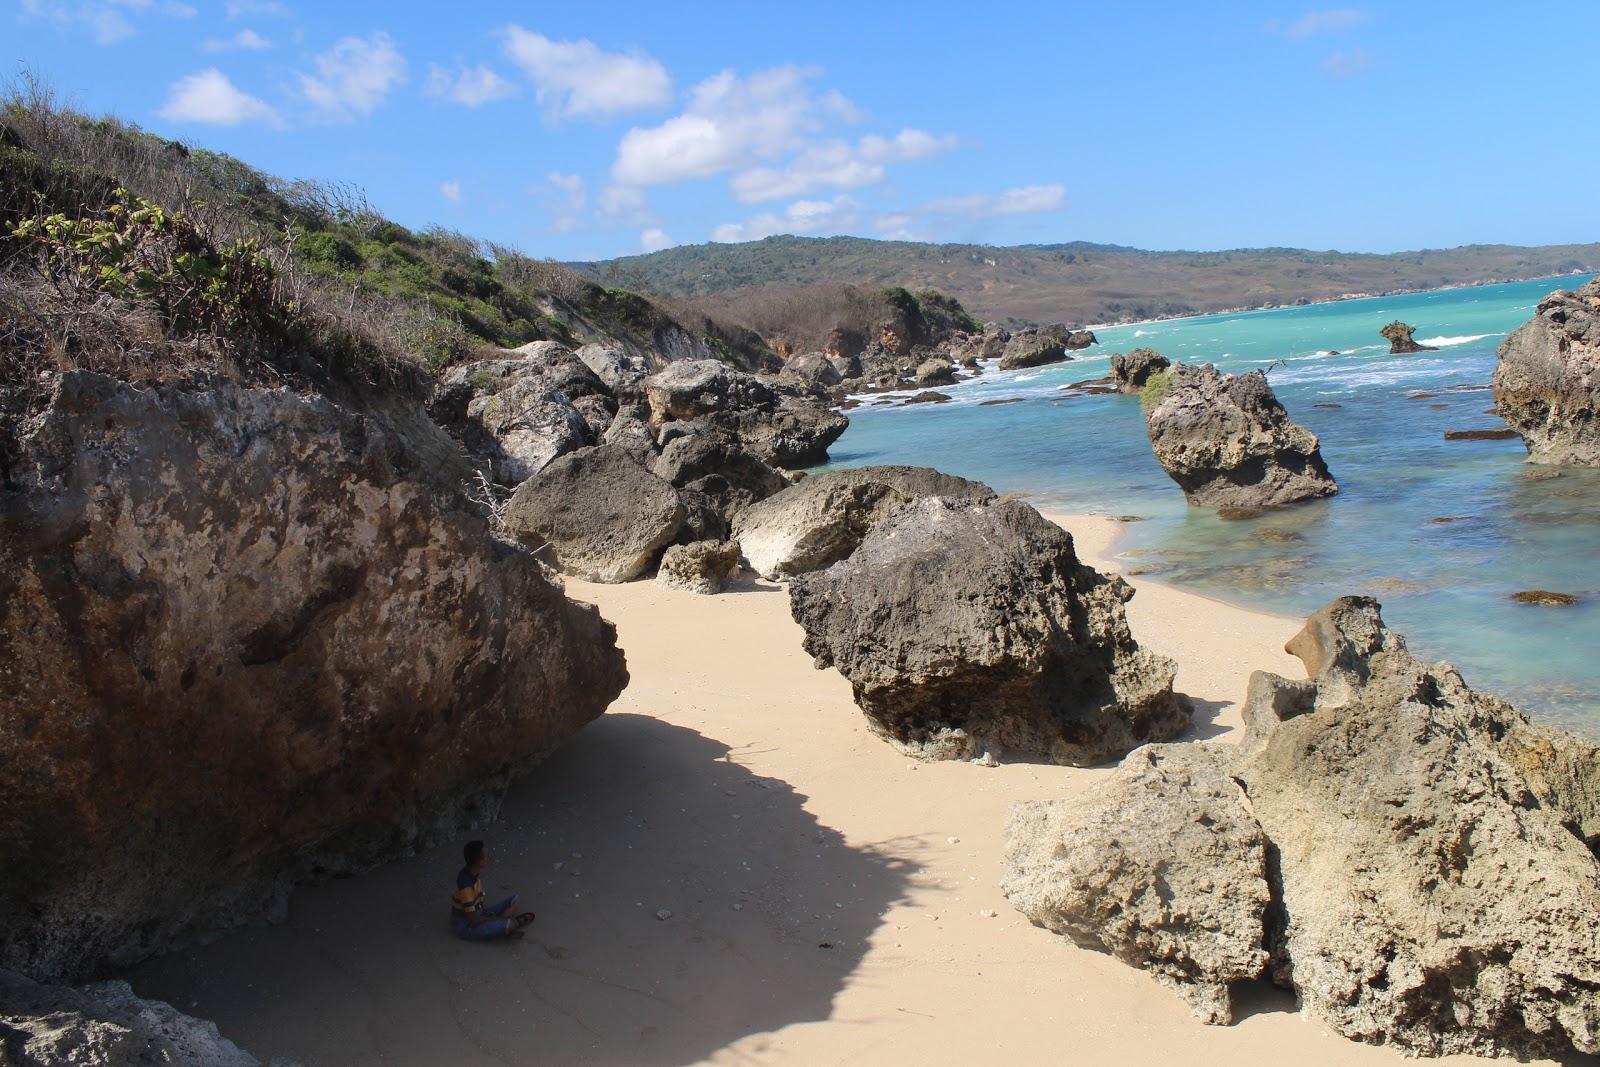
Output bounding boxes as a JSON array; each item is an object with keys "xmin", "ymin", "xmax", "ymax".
[{"xmin": 123, "ymin": 513, "xmax": 1530, "ymax": 1066}]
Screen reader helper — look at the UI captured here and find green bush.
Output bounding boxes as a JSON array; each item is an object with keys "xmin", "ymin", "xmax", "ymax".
[{"xmin": 1139, "ymin": 370, "xmax": 1174, "ymax": 410}]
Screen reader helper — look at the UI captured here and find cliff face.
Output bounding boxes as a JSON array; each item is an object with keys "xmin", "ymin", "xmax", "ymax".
[
  {"xmin": 1493, "ymin": 279, "xmax": 1600, "ymax": 466},
  {"xmin": 0, "ymin": 371, "xmax": 628, "ymax": 981}
]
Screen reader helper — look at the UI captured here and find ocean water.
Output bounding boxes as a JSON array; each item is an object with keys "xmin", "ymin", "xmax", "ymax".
[{"xmin": 822, "ymin": 275, "xmax": 1600, "ymax": 736}]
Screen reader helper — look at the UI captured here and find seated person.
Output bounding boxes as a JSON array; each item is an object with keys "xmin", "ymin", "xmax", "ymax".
[{"xmin": 450, "ymin": 839, "xmax": 535, "ymax": 940}]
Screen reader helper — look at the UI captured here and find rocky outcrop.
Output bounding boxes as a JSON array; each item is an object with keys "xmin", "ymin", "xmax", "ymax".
[
  {"xmin": 1010, "ymin": 594, "xmax": 1600, "ymax": 1057},
  {"xmin": 998, "ymin": 326, "xmax": 1069, "ymax": 370},
  {"xmin": 915, "ymin": 357, "xmax": 956, "ymax": 386},
  {"xmin": 732, "ymin": 465, "xmax": 996, "ymax": 579},
  {"xmin": 788, "ymin": 498, "xmax": 1186, "ymax": 764},
  {"xmin": 0, "ymin": 371, "xmax": 628, "ymax": 981},
  {"xmin": 1142, "ymin": 362, "xmax": 1338, "ymax": 508},
  {"xmin": 779, "ymin": 350, "xmax": 843, "ymax": 390},
  {"xmin": 650, "ymin": 428, "xmax": 789, "ymax": 539},
  {"xmin": 1492, "ymin": 279, "xmax": 1600, "ymax": 466},
  {"xmin": 656, "ymin": 540, "xmax": 742, "ymax": 594},
  {"xmin": 505, "ymin": 444, "xmax": 685, "ymax": 582},
  {"xmin": 0, "ymin": 969, "xmax": 257, "ymax": 1066},
  {"xmin": 431, "ymin": 343, "xmax": 612, "ymax": 485},
  {"xmin": 1109, "ymin": 348, "xmax": 1171, "ymax": 394},
  {"xmin": 949, "ymin": 327, "xmax": 1009, "ymax": 366},
  {"xmin": 642, "ymin": 360, "xmax": 847, "ymax": 469},
  {"xmin": 1004, "ymin": 744, "xmax": 1270, "ymax": 1024},
  {"xmin": 1380, "ymin": 320, "xmax": 1438, "ymax": 354}
]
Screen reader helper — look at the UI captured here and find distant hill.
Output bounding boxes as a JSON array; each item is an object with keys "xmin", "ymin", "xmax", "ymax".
[{"xmin": 578, "ymin": 236, "xmax": 1600, "ymax": 327}]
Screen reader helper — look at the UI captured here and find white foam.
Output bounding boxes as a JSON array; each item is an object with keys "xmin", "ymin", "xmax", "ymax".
[{"xmin": 1417, "ymin": 333, "xmax": 1501, "ymax": 347}]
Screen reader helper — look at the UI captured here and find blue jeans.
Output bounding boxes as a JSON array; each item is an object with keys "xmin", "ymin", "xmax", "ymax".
[{"xmin": 451, "ymin": 895, "xmax": 517, "ymax": 940}]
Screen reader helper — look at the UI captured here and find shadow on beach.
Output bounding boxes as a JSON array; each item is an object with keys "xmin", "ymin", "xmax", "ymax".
[{"xmin": 124, "ymin": 713, "xmax": 916, "ymax": 1065}]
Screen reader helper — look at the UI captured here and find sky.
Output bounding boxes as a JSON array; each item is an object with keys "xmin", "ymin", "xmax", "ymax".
[{"xmin": 10, "ymin": 1, "xmax": 1599, "ymax": 261}]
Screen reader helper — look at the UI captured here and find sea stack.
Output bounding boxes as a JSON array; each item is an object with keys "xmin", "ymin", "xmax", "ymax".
[
  {"xmin": 1140, "ymin": 362, "xmax": 1338, "ymax": 508},
  {"xmin": 1492, "ymin": 278, "xmax": 1600, "ymax": 466},
  {"xmin": 1380, "ymin": 320, "xmax": 1438, "ymax": 353}
]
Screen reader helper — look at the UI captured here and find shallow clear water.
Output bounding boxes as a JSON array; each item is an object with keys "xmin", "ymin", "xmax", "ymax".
[{"xmin": 822, "ymin": 275, "xmax": 1600, "ymax": 736}]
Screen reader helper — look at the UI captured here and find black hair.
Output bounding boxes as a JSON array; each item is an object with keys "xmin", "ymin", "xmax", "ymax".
[{"xmin": 463, "ymin": 840, "xmax": 485, "ymax": 868}]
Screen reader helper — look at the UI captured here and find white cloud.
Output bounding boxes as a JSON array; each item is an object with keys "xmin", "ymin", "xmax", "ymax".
[
  {"xmin": 1284, "ymin": 8, "xmax": 1366, "ymax": 38},
  {"xmin": 225, "ymin": 0, "xmax": 289, "ymax": 17},
  {"xmin": 203, "ymin": 28, "xmax": 270, "ymax": 51},
  {"xmin": 874, "ymin": 212, "xmax": 922, "ymax": 241},
  {"xmin": 1321, "ymin": 47, "xmax": 1373, "ymax": 78},
  {"xmin": 924, "ymin": 183, "xmax": 1066, "ymax": 218},
  {"xmin": 596, "ymin": 183, "xmax": 650, "ymax": 222},
  {"xmin": 502, "ymin": 26, "xmax": 671, "ymax": 119},
  {"xmin": 730, "ymin": 128, "xmax": 958, "ymax": 203},
  {"xmin": 640, "ymin": 227, "xmax": 674, "ymax": 252},
  {"xmin": 440, "ymin": 179, "xmax": 462, "ymax": 202},
  {"xmin": 712, "ymin": 195, "xmax": 859, "ymax": 243},
  {"xmin": 160, "ymin": 68, "xmax": 279, "ymax": 126},
  {"xmin": 423, "ymin": 64, "xmax": 518, "ymax": 107},
  {"xmin": 541, "ymin": 171, "xmax": 587, "ymax": 231},
  {"xmin": 612, "ymin": 65, "xmax": 825, "ymax": 188},
  {"xmin": 298, "ymin": 32, "xmax": 406, "ymax": 121},
  {"xmin": 22, "ymin": 0, "xmax": 193, "ymax": 44}
]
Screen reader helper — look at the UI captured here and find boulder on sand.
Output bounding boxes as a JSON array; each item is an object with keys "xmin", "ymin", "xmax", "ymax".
[
  {"xmin": 1109, "ymin": 348, "xmax": 1172, "ymax": 393},
  {"xmin": 788, "ymin": 497, "xmax": 1186, "ymax": 764},
  {"xmin": 1003, "ymin": 744, "xmax": 1271, "ymax": 1024},
  {"xmin": 656, "ymin": 540, "xmax": 743, "ymax": 594},
  {"xmin": 1492, "ymin": 278, "xmax": 1600, "ymax": 466},
  {"xmin": 0, "ymin": 372, "xmax": 628, "ymax": 981},
  {"xmin": 1142, "ymin": 362, "xmax": 1338, "ymax": 508},
  {"xmin": 1380, "ymin": 320, "xmax": 1438, "ymax": 354},
  {"xmin": 732, "ymin": 465, "xmax": 996, "ymax": 579},
  {"xmin": 642, "ymin": 359, "xmax": 847, "ymax": 469},
  {"xmin": 505, "ymin": 444, "xmax": 685, "ymax": 582}
]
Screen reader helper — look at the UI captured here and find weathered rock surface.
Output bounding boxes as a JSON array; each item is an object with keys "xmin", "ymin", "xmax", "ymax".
[
  {"xmin": 788, "ymin": 498, "xmax": 1186, "ymax": 764},
  {"xmin": 1493, "ymin": 279, "xmax": 1600, "ymax": 466},
  {"xmin": 1004, "ymin": 744, "xmax": 1270, "ymax": 1023},
  {"xmin": 779, "ymin": 350, "xmax": 843, "ymax": 390},
  {"xmin": 650, "ymin": 429, "xmax": 789, "ymax": 527},
  {"xmin": 1237, "ymin": 596, "xmax": 1600, "ymax": 1057},
  {"xmin": 915, "ymin": 357, "xmax": 956, "ymax": 386},
  {"xmin": 432, "ymin": 346, "xmax": 611, "ymax": 485},
  {"xmin": 0, "ymin": 372, "xmax": 627, "ymax": 981},
  {"xmin": 505, "ymin": 444, "xmax": 685, "ymax": 582},
  {"xmin": 1142, "ymin": 362, "xmax": 1338, "ymax": 508},
  {"xmin": 0, "ymin": 969, "xmax": 258, "ymax": 1066},
  {"xmin": 998, "ymin": 326, "xmax": 1071, "ymax": 370},
  {"xmin": 656, "ymin": 540, "xmax": 743, "ymax": 594},
  {"xmin": 1110, "ymin": 347, "xmax": 1172, "ymax": 393},
  {"xmin": 642, "ymin": 360, "xmax": 846, "ymax": 469},
  {"xmin": 644, "ymin": 360, "xmax": 778, "ymax": 424},
  {"xmin": 732, "ymin": 465, "xmax": 996, "ymax": 580},
  {"xmin": 1380, "ymin": 320, "xmax": 1438, "ymax": 354}
]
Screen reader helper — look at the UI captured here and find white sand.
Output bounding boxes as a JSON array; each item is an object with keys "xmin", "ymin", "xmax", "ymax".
[{"xmin": 125, "ymin": 513, "xmax": 1522, "ymax": 1065}]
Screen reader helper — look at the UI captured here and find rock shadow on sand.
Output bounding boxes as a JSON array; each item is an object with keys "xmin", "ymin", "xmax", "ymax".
[{"xmin": 123, "ymin": 713, "xmax": 914, "ymax": 1066}]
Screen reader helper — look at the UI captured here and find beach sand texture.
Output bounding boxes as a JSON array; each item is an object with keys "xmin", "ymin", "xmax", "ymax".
[{"xmin": 125, "ymin": 514, "xmax": 1526, "ymax": 1066}]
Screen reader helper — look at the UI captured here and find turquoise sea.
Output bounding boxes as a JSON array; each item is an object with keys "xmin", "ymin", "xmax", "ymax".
[{"xmin": 822, "ymin": 275, "xmax": 1600, "ymax": 736}]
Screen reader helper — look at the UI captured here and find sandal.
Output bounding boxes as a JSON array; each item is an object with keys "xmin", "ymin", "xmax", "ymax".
[{"xmin": 513, "ymin": 911, "xmax": 536, "ymax": 929}]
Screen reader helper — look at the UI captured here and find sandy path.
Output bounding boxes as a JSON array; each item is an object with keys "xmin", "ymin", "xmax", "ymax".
[{"xmin": 126, "ymin": 514, "xmax": 1519, "ymax": 1066}]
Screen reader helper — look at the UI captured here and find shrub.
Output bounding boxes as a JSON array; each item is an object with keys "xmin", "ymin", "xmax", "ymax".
[{"xmin": 1139, "ymin": 370, "xmax": 1174, "ymax": 410}]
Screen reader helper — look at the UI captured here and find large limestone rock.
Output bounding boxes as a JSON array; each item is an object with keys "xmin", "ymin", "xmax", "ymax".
[
  {"xmin": 655, "ymin": 540, "xmax": 742, "ymax": 595},
  {"xmin": 778, "ymin": 350, "xmax": 843, "ymax": 390},
  {"xmin": 1142, "ymin": 362, "xmax": 1338, "ymax": 508},
  {"xmin": 431, "ymin": 342, "xmax": 613, "ymax": 485},
  {"xmin": 1380, "ymin": 320, "xmax": 1438, "ymax": 354},
  {"xmin": 642, "ymin": 360, "xmax": 847, "ymax": 469},
  {"xmin": 1004, "ymin": 744, "xmax": 1271, "ymax": 1024},
  {"xmin": 1237, "ymin": 596, "xmax": 1600, "ymax": 1058},
  {"xmin": 732, "ymin": 465, "xmax": 996, "ymax": 579},
  {"xmin": 0, "ymin": 970, "xmax": 257, "ymax": 1066},
  {"xmin": 651, "ymin": 428, "xmax": 789, "ymax": 536},
  {"xmin": 998, "ymin": 326, "xmax": 1071, "ymax": 370},
  {"xmin": 0, "ymin": 372, "xmax": 627, "ymax": 981},
  {"xmin": 788, "ymin": 498, "xmax": 1186, "ymax": 764},
  {"xmin": 505, "ymin": 444, "xmax": 685, "ymax": 582},
  {"xmin": 1109, "ymin": 347, "xmax": 1171, "ymax": 394},
  {"xmin": 1493, "ymin": 279, "xmax": 1600, "ymax": 466}
]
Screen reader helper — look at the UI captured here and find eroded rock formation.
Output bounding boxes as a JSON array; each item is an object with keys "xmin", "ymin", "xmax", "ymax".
[
  {"xmin": 1109, "ymin": 348, "xmax": 1172, "ymax": 394},
  {"xmin": 1142, "ymin": 362, "xmax": 1338, "ymax": 508},
  {"xmin": 1380, "ymin": 320, "xmax": 1438, "ymax": 354},
  {"xmin": 1493, "ymin": 279, "xmax": 1600, "ymax": 466},
  {"xmin": 788, "ymin": 498, "xmax": 1185, "ymax": 764},
  {"xmin": 656, "ymin": 540, "xmax": 742, "ymax": 594}
]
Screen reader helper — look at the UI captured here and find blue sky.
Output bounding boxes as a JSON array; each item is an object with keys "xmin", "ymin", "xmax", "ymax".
[{"xmin": 12, "ymin": 1, "xmax": 1599, "ymax": 260}]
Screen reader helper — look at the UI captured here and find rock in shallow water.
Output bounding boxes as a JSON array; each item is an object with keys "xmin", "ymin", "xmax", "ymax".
[
  {"xmin": 1493, "ymin": 278, "xmax": 1600, "ymax": 467},
  {"xmin": 788, "ymin": 498, "xmax": 1186, "ymax": 764},
  {"xmin": 0, "ymin": 372, "xmax": 629, "ymax": 981}
]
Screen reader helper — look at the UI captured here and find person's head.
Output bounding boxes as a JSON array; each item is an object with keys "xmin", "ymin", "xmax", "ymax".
[{"xmin": 463, "ymin": 840, "xmax": 487, "ymax": 873}]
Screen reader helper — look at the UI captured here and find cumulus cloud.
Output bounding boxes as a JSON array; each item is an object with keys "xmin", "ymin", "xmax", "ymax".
[
  {"xmin": 160, "ymin": 68, "xmax": 279, "ymax": 126},
  {"xmin": 1284, "ymin": 8, "xmax": 1366, "ymax": 38},
  {"xmin": 424, "ymin": 64, "xmax": 518, "ymax": 107},
  {"xmin": 730, "ymin": 128, "xmax": 958, "ymax": 203},
  {"xmin": 596, "ymin": 183, "xmax": 650, "ymax": 223},
  {"xmin": 1320, "ymin": 47, "xmax": 1373, "ymax": 78},
  {"xmin": 503, "ymin": 26, "xmax": 671, "ymax": 119},
  {"xmin": 440, "ymin": 179, "xmax": 462, "ymax": 202},
  {"xmin": 711, "ymin": 195, "xmax": 859, "ymax": 243},
  {"xmin": 22, "ymin": 0, "xmax": 194, "ymax": 45},
  {"xmin": 640, "ymin": 227, "xmax": 674, "ymax": 252},
  {"xmin": 924, "ymin": 183, "xmax": 1066, "ymax": 218},
  {"xmin": 203, "ymin": 28, "xmax": 270, "ymax": 51},
  {"xmin": 297, "ymin": 32, "xmax": 406, "ymax": 121}
]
